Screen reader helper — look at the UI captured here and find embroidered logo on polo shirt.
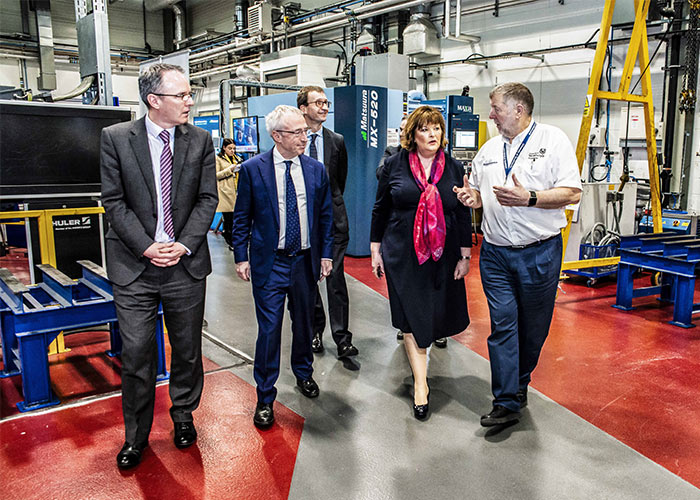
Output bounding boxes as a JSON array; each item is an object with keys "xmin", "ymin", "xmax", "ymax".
[{"xmin": 528, "ymin": 148, "xmax": 547, "ymax": 160}]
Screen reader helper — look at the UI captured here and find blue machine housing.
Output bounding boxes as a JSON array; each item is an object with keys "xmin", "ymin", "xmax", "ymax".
[
  {"xmin": 411, "ymin": 95, "xmax": 480, "ymax": 169},
  {"xmin": 639, "ymin": 210, "xmax": 696, "ymax": 235},
  {"xmin": 245, "ymin": 87, "xmax": 479, "ymax": 256}
]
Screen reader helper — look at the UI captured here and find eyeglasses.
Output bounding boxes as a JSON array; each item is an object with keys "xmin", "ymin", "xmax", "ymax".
[
  {"xmin": 309, "ymin": 99, "xmax": 331, "ymax": 109},
  {"xmin": 275, "ymin": 128, "xmax": 309, "ymax": 137},
  {"xmin": 153, "ymin": 91, "xmax": 197, "ymax": 101}
]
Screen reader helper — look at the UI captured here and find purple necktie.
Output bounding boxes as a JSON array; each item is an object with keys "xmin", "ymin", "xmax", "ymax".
[{"xmin": 158, "ymin": 130, "xmax": 175, "ymax": 239}]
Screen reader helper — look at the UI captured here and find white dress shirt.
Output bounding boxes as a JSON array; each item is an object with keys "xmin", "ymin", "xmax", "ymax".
[
  {"xmin": 145, "ymin": 114, "xmax": 175, "ymax": 244},
  {"xmin": 273, "ymin": 147, "xmax": 310, "ymax": 250},
  {"xmin": 470, "ymin": 121, "xmax": 582, "ymax": 247},
  {"xmin": 305, "ymin": 128, "xmax": 324, "ymax": 164}
]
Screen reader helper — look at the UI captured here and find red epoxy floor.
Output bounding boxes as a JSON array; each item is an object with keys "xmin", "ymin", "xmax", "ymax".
[
  {"xmin": 0, "ymin": 370, "xmax": 304, "ymax": 500},
  {"xmin": 345, "ymin": 251, "xmax": 700, "ymax": 488},
  {"xmin": 0, "ymin": 248, "xmax": 31, "ymax": 285}
]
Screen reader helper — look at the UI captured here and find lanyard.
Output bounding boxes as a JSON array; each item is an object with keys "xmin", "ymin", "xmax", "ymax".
[{"xmin": 503, "ymin": 121, "xmax": 536, "ymax": 180}]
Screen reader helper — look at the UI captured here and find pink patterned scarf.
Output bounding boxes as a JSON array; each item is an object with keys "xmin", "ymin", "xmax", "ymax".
[{"xmin": 409, "ymin": 149, "xmax": 446, "ymax": 264}]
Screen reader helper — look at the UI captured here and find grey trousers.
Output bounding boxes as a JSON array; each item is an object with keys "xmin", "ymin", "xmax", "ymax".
[{"xmin": 112, "ymin": 262, "xmax": 206, "ymax": 446}]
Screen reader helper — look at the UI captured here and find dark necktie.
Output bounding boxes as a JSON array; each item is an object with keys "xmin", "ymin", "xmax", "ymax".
[
  {"xmin": 158, "ymin": 130, "xmax": 174, "ymax": 239},
  {"xmin": 309, "ymin": 133, "xmax": 318, "ymax": 161},
  {"xmin": 284, "ymin": 160, "xmax": 301, "ymax": 254}
]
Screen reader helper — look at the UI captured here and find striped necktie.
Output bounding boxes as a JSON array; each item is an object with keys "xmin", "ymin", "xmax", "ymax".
[
  {"xmin": 284, "ymin": 160, "xmax": 301, "ymax": 254},
  {"xmin": 158, "ymin": 130, "xmax": 175, "ymax": 239}
]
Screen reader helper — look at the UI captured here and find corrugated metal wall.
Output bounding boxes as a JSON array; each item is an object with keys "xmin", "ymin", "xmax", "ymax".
[{"xmin": 0, "ymin": 0, "xmax": 165, "ymax": 52}]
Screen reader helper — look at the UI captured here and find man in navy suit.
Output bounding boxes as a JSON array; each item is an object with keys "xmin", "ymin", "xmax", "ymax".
[{"xmin": 232, "ymin": 105, "xmax": 334, "ymax": 429}]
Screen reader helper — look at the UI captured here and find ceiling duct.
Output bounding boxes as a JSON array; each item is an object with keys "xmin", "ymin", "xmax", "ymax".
[
  {"xmin": 356, "ymin": 24, "xmax": 377, "ymax": 52},
  {"xmin": 143, "ymin": 0, "xmax": 185, "ymax": 48},
  {"xmin": 144, "ymin": 0, "xmax": 179, "ymax": 11},
  {"xmin": 403, "ymin": 13, "xmax": 440, "ymax": 57},
  {"xmin": 235, "ymin": 64, "xmax": 260, "ymax": 80},
  {"xmin": 33, "ymin": 0, "xmax": 56, "ymax": 91}
]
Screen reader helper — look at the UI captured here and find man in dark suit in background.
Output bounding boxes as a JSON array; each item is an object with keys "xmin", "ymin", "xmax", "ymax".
[
  {"xmin": 232, "ymin": 105, "xmax": 334, "ymax": 429},
  {"xmin": 297, "ymin": 86, "xmax": 358, "ymax": 361},
  {"xmin": 101, "ymin": 63, "xmax": 218, "ymax": 469},
  {"xmin": 376, "ymin": 115, "xmax": 407, "ymax": 180}
]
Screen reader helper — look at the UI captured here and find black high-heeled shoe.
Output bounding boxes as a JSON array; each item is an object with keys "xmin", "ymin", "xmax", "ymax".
[{"xmin": 413, "ymin": 380, "xmax": 430, "ymax": 420}]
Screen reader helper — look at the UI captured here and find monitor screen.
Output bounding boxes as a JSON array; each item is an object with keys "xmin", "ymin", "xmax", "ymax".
[
  {"xmin": 0, "ymin": 101, "xmax": 131, "ymax": 199},
  {"xmin": 454, "ymin": 129, "xmax": 477, "ymax": 149},
  {"xmin": 232, "ymin": 116, "xmax": 259, "ymax": 153}
]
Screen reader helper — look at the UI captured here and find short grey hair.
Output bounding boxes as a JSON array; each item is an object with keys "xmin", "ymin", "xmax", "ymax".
[
  {"xmin": 265, "ymin": 105, "xmax": 304, "ymax": 134},
  {"xmin": 489, "ymin": 82, "xmax": 534, "ymax": 116},
  {"xmin": 138, "ymin": 63, "xmax": 185, "ymax": 108}
]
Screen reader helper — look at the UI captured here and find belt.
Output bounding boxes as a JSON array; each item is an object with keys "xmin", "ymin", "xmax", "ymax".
[
  {"xmin": 275, "ymin": 248, "xmax": 310, "ymax": 257},
  {"xmin": 503, "ymin": 233, "xmax": 559, "ymax": 250}
]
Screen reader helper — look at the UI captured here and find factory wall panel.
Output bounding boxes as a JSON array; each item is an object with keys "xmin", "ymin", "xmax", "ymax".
[
  {"xmin": 189, "ymin": 0, "xmax": 239, "ymax": 35},
  {"xmin": 425, "ymin": 0, "xmax": 666, "ymax": 185}
]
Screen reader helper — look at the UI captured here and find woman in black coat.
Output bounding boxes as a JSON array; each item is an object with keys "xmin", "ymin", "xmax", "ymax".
[{"xmin": 370, "ymin": 105, "xmax": 472, "ymax": 420}]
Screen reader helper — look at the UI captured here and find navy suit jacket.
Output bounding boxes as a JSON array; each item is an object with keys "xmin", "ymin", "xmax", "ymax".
[{"xmin": 232, "ymin": 149, "xmax": 334, "ymax": 288}]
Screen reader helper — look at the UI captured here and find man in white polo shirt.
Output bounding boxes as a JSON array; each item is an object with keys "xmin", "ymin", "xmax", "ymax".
[{"xmin": 454, "ymin": 82, "xmax": 582, "ymax": 427}]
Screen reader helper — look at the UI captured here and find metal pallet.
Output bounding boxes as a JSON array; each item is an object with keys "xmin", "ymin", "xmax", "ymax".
[
  {"xmin": 613, "ymin": 233, "xmax": 700, "ymax": 328},
  {"xmin": 0, "ymin": 261, "xmax": 169, "ymax": 412}
]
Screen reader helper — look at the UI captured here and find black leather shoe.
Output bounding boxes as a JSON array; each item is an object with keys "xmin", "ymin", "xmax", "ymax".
[
  {"xmin": 396, "ymin": 330, "xmax": 404, "ymax": 340},
  {"xmin": 174, "ymin": 421, "xmax": 197, "ymax": 449},
  {"xmin": 338, "ymin": 343, "xmax": 359, "ymax": 358},
  {"xmin": 117, "ymin": 441, "xmax": 147, "ymax": 469},
  {"xmin": 517, "ymin": 389, "xmax": 528, "ymax": 409},
  {"xmin": 311, "ymin": 333, "xmax": 324, "ymax": 353},
  {"xmin": 296, "ymin": 377, "xmax": 320, "ymax": 398},
  {"xmin": 253, "ymin": 402, "xmax": 275, "ymax": 429},
  {"xmin": 480, "ymin": 405, "xmax": 521, "ymax": 427},
  {"xmin": 433, "ymin": 337, "xmax": 447, "ymax": 348}
]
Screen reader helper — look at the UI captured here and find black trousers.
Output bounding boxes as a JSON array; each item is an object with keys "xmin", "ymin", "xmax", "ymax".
[
  {"xmin": 221, "ymin": 212, "xmax": 233, "ymax": 246},
  {"xmin": 112, "ymin": 262, "xmax": 206, "ymax": 446},
  {"xmin": 313, "ymin": 234, "xmax": 351, "ymax": 347}
]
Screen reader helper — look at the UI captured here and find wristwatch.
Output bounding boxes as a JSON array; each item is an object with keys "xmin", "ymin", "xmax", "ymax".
[{"xmin": 528, "ymin": 190, "xmax": 537, "ymax": 207}]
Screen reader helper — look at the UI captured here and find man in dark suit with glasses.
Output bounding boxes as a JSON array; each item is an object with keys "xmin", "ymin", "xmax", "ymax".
[
  {"xmin": 101, "ymin": 63, "xmax": 217, "ymax": 469},
  {"xmin": 297, "ymin": 86, "xmax": 358, "ymax": 362}
]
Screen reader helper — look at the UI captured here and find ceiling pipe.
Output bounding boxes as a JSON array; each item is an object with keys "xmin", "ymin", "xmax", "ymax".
[
  {"xmin": 190, "ymin": 0, "xmax": 415, "ymax": 64},
  {"xmin": 172, "ymin": 3, "xmax": 184, "ymax": 49},
  {"xmin": 443, "ymin": 0, "xmax": 481, "ymax": 44},
  {"xmin": 190, "ymin": 37, "xmax": 263, "ymax": 65},
  {"xmin": 190, "ymin": 56, "xmax": 261, "ymax": 79}
]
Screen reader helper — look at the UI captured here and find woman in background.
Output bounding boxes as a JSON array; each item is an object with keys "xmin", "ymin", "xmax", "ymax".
[{"xmin": 216, "ymin": 138, "xmax": 242, "ymax": 249}]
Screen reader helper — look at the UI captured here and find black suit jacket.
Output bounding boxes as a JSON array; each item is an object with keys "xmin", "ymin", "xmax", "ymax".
[
  {"xmin": 322, "ymin": 127, "xmax": 349, "ymax": 238},
  {"xmin": 100, "ymin": 117, "xmax": 218, "ymax": 286},
  {"xmin": 377, "ymin": 145, "xmax": 401, "ymax": 179}
]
